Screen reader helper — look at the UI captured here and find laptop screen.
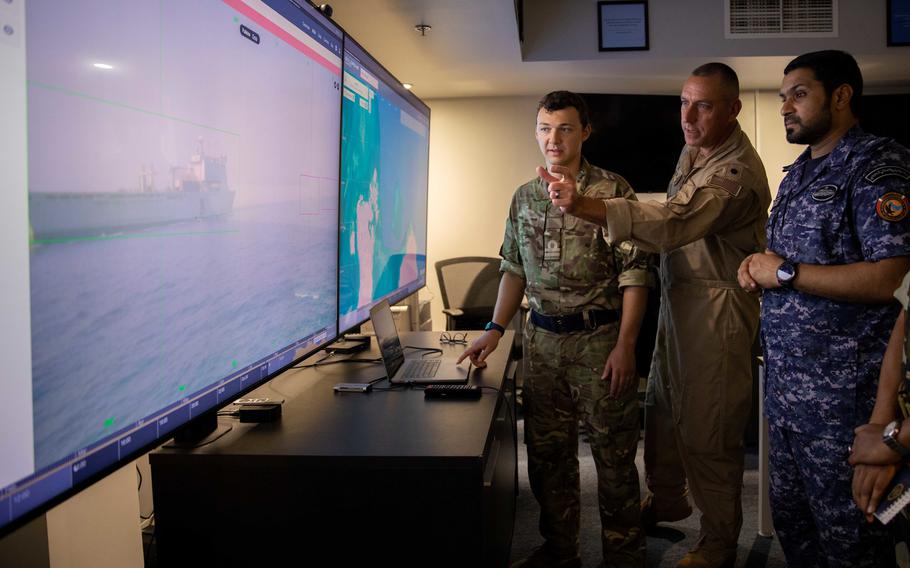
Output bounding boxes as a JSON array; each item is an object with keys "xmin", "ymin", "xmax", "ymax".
[{"xmin": 369, "ymin": 300, "xmax": 405, "ymax": 378}]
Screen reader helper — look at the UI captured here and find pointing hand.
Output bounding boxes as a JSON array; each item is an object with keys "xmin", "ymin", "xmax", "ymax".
[{"xmin": 537, "ymin": 164, "xmax": 578, "ymax": 213}]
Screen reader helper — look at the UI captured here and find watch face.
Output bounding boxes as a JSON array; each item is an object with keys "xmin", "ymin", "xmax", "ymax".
[
  {"xmin": 777, "ymin": 263, "xmax": 794, "ymax": 282},
  {"xmin": 886, "ymin": 421, "xmax": 899, "ymax": 438}
]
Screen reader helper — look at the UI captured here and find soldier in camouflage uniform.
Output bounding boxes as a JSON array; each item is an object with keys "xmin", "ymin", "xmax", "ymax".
[
  {"xmin": 544, "ymin": 63, "xmax": 770, "ymax": 568},
  {"xmin": 459, "ymin": 91, "xmax": 652, "ymax": 567},
  {"xmin": 738, "ymin": 50, "xmax": 910, "ymax": 567}
]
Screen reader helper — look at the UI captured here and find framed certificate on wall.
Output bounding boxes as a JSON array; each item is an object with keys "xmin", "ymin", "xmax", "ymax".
[
  {"xmin": 889, "ymin": 0, "xmax": 910, "ymax": 46},
  {"xmin": 598, "ymin": 1, "xmax": 649, "ymax": 52}
]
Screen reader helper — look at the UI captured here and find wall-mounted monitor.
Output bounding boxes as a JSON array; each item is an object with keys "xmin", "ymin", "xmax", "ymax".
[
  {"xmin": 338, "ymin": 37, "xmax": 430, "ymax": 332},
  {"xmin": 0, "ymin": 0, "xmax": 342, "ymax": 536}
]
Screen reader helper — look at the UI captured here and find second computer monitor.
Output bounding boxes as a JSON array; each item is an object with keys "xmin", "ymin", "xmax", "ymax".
[{"xmin": 338, "ymin": 38, "xmax": 430, "ymax": 332}]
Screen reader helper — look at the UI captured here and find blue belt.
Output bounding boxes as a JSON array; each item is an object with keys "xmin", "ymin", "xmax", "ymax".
[{"xmin": 530, "ymin": 309, "xmax": 620, "ymax": 334}]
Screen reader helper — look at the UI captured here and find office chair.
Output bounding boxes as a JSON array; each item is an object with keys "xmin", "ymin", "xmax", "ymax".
[
  {"xmin": 435, "ymin": 256, "xmax": 502, "ymax": 331},
  {"xmin": 435, "ymin": 257, "xmax": 528, "ymax": 391}
]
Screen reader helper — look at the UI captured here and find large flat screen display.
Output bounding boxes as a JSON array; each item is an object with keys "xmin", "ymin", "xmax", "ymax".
[
  {"xmin": 0, "ymin": 0, "xmax": 342, "ymax": 534},
  {"xmin": 338, "ymin": 38, "xmax": 430, "ymax": 332}
]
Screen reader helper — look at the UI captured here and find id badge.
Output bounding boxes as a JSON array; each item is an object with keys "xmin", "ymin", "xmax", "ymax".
[
  {"xmin": 543, "ymin": 229, "xmax": 561, "ymax": 261},
  {"xmin": 542, "ymin": 206, "xmax": 564, "ymax": 262}
]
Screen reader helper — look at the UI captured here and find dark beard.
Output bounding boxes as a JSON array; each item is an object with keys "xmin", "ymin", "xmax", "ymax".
[{"xmin": 785, "ymin": 105, "xmax": 833, "ymax": 145}]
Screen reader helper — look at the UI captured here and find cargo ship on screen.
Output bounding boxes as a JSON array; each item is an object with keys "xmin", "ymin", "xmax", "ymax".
[{"xmin": 29, "ymin": 139, "xmax": 235, "ymax": 239}]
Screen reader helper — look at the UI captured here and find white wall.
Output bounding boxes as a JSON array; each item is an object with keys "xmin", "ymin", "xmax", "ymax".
[
  {"xmin": 425, "ymin": 96, "xmax": 542, "ymax": 329},
  {"xmin": 44, "ymin": 462, "xmax": 143, "ymax": 568},
  {"xmin": 424, "ymin": 90, "xmax": 805, "ymax": 327},
  {"xmin": 0, "ymin": 462, "xmax": 147, "ymax": 568},
  {"xmin": 755, "ymin": 90, "xmax": 804, "ymax": 199}
]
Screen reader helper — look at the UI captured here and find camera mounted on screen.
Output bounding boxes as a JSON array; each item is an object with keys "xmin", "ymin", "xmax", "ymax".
[{"xmin": 300, "ymin": 1, "xmax": 333, "ymax": 18}]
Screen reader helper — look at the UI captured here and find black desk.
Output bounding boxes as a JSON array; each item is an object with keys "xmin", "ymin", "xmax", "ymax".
[{"xmin": 150, "ymin": 331, "xmax": 517, "ymax": 567}]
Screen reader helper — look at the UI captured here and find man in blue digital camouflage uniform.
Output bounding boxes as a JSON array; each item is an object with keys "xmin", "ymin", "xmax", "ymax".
[
  {"xmin": 459, "ymin": 91, "xmax": 652, "ymax": 567},
  {"xmin": 738, "ymin": 50, "xmax": 910, "ymax": 567}
]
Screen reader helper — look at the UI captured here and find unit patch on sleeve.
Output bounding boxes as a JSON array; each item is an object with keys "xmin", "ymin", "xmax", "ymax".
[
  {"xmin": 876, "ymin": 192, "xmax": 910, "ymax": 222},
  {"xmin": 706, "ymin": 175, "xmax": 742, "ymax": 197},
  {"xmin": 865, "ymin": 165, "xmax": 910, "ymax": 183}
]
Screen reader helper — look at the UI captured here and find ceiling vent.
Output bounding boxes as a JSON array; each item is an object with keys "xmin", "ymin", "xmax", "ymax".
[{"xmin": 725, "ymin": 0, "xmax": 837, "ymax": 38}]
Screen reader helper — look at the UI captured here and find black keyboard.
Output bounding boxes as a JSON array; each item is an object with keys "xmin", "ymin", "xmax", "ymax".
[{"xmin": 401, "ymin": 359, "xmax": 440, "ymax": 379}]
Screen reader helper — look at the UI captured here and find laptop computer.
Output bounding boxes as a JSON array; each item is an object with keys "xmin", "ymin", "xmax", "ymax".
[{"xmin": 370, "ymin": 299, "xmax": 470, "ymax": 385}]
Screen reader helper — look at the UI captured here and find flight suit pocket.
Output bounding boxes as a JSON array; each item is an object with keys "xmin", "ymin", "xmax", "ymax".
[{"xmin": 666, "ymin": 181, "xmax": 697, "ymax": 215}]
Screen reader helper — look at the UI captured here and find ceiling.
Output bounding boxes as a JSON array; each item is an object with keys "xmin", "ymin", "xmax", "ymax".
[{"xmin": 324, "ymin": 0, "xmax": 910, "ymax": 100}]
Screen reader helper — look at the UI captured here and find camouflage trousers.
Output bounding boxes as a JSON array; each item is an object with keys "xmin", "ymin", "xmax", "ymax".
[
  {"xmin": 769, "ymin": 425, "xmax": 893, "ymax": 567},
  {"xmin": 523, "ymin": 321, "xmax": 644, "ymax": 566}
]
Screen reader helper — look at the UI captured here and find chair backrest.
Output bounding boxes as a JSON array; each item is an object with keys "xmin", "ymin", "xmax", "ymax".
[{"xmin": 435, "ymin": 257, "xmax": 501, "ymax": 312}]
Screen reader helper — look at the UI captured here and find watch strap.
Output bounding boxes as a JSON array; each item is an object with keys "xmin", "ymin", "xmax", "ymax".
[
  {"xmin": 484, "ymin": 321, "xmax": 506, "ymax": 336},
  {"xmin": 884, "ymin": 420, "xmax": 910, "ymax": 459}
]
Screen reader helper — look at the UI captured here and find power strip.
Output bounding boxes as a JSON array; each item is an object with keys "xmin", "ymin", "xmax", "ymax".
[{"xmin": 424, "ymin": 384, "xmax": 481, "ymax": 399}]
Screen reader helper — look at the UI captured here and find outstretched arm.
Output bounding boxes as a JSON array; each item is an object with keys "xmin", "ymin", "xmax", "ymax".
[
  {"xmin": 457, "ymin": 271, "xmax": 525, "ymax": 368},
  {"xmin": 541, "ymin": 164, "xmax": 763, "ymax": 253}
]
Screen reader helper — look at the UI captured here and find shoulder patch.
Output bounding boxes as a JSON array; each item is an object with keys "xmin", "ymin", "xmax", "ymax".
[
  {"xmin": 876, "ymin": 192, "xmax": 910, "ymax": 222},
  {"xmin": 865, "ymin": 165, "xmax": 910, "ymax": 183},
  {"xmin": 706, "ymin": 174, "xmax": 742, "ymax": 197}
]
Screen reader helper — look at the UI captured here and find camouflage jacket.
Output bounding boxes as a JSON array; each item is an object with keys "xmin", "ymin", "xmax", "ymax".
[
  {"xmin": 500, "ymin": 160, "xmax": 652, "ymax": 316},
  {"xmin": 762, "ymin": 126, "xmax": 910, "ymax": 441}
]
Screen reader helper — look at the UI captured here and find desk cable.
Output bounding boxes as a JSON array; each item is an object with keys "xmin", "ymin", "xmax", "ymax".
[
  {"xmin": 369, "ymin": 379, "xmax": 409, "ymax": 392},
  {"xmin": 403, "ymin": 345, "xmax": 444, "ymax": 357},
  {"xmin": 478, "ymin": 385, "xmax": 516, "ymax": 430},
  {"xmin": 293, "ymin": 351, "xmax": 382, "ymax": 368}
]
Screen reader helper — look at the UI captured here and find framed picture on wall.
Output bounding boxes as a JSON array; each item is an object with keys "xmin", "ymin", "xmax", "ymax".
[
  {"xmin": 889, "ymin": 0, "xmax": 910, "ymax": 46},
  {"xmin": 597, "ymin": 1, "xmax": 649, "ymax": 52}
]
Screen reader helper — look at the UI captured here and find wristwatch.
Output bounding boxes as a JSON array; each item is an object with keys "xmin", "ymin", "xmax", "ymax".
[
  {"xmin": 883, "ymin": 420, "xmax": 910, "ymax": 459},
  {"xmin": 484, "ymin": 321, "xmax": 506, "ymax": 336},
  {"xmin": 776, "ymin": 260, "xmax": 799, "ymax": 288}
]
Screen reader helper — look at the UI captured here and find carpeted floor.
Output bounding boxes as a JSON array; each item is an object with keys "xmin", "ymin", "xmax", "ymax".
[{"xmin": 509, "ymin": 419, "xmax": 787, "ymax": 567}]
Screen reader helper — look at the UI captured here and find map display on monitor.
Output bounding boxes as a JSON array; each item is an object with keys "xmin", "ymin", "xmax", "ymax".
[{"xmin": 338, "ymin": 39, "xmax": 430, "ymax": 332}]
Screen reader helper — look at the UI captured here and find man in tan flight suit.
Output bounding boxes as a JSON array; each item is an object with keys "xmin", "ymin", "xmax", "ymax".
[{"xmin": 541, "ymin": 63, "xmax": 771, "ymax": 567}]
